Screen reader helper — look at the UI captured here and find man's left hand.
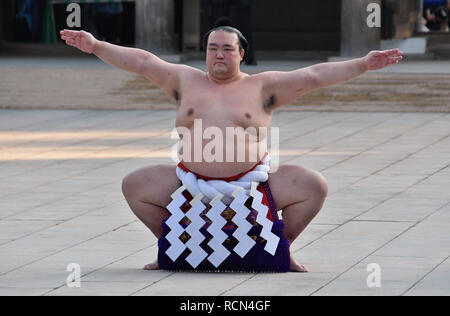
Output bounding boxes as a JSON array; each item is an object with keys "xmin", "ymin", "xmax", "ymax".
[{"xmin": 363, "ymin": 49, "xmax": 403, "ymax": 71}]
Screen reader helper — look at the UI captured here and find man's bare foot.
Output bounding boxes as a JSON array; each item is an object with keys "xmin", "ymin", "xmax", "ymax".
[
  {"xmin": 143, "ymin": 261, "xmax": 159, "ymax": 270},
  {"xmin": 290, "ymin": 254, "xmax": 308, "ymax": 272}
]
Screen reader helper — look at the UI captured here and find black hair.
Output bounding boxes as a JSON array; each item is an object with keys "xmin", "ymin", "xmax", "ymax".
[{"xmin": 202, "ymin": 17, "xmax": 248, "ymax": 63}]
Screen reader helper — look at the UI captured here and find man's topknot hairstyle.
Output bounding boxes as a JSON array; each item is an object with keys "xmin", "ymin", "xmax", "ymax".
[{"xmin": 202, "ymin": 17, "xmax": 249, "ymax": 63}]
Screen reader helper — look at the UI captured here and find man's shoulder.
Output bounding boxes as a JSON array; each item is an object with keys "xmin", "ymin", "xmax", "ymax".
[
  {"xmin": 246, "ymin": 71, "xmax": 283, "ymax": 87},
  {"xmin": 249, "ymin": 70, "xmax": 283, "ymax": 80},
  {"xmin": 178, "ymin": 64, "xmax": 205, "ymax": 78}
]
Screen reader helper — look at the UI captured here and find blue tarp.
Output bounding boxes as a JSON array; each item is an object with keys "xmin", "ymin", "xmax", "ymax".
[{"xmin": 424, "ymin": 0, "xmax": 447, "ymax": 7}]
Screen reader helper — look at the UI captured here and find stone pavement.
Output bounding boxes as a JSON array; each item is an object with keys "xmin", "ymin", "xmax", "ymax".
[{"xmin": 0, "ymin": 109, "xmax": 449, "ymax": 296}]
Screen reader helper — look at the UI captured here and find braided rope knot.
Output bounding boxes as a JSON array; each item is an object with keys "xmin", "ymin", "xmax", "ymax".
[{"xmin": 175, "ymin": 155, "xmax": 271, "ymax": 205}]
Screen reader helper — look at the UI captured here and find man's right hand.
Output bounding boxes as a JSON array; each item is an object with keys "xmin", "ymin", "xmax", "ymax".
[{"xmin": 60, "ymin": 29, "xmax": 97, "ymax": 54}]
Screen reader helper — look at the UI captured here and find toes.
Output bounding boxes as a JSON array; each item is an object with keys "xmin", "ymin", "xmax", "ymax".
[
  {"xmin": 143, "ymin": 264, "xmax": 153, "ymax": 270},
  {"xmin": 290, "ymin": 260, "xmax": 309, "ymax": 272},
  {"xmin": 143, "ymin": 262, "xmax": 159, "ymax": 270},
  {"xmin": 299, "ymin": 265, "xmax": 308, "ymax": 272},
  {"xmin": 292, "ymin": 265, "xmax": 308, "ymax": 272}
]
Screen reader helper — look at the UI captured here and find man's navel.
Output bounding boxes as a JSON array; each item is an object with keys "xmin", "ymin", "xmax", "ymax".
[{"xmin": 187, "ymin": 108, "xmax": 194, "ymax": 116}]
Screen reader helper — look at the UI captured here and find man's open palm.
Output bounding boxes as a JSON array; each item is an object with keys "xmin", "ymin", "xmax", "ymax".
[
  {"xmin": 60, "ymin": 29, "xmax": 97, "ymax": 54},
  {"xmin": 364, "ymin": 49, "xmax": 403, "ymax": 71}
]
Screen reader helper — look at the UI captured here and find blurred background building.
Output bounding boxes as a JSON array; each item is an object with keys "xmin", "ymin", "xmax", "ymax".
[{"xmin": 0, "ymin": 0, "xmax": 449, "ymax": 59}]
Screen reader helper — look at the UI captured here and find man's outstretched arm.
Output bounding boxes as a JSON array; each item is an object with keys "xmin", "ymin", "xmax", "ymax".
[
  {"xmin": 60, "ymin": 29, "xmax": 194, "ymax": 98},
  {"xmin": 309, "ymin": 49, "xmax": 403, "ymax": 88},
  {"xmin": 61, "ymin": 29, "xmax": 148, "ymax": 73},
  {"xmin": 260, "ymin": 49, "xmax": 403, "ymax": 108}
]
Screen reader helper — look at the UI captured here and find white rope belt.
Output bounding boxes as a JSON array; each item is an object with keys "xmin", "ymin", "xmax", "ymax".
[{"xmin": 175, "ymin": 154, "xmax": 271, "ymax": 205}]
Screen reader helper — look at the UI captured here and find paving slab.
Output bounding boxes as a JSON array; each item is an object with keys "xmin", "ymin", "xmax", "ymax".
[
  {"xmin": 0, "ymin": 110, "xmax": 449, "ymax": 296},
  {"xmin": 404, "ymin": 256, "xmax": 450, "ymax": 296}
]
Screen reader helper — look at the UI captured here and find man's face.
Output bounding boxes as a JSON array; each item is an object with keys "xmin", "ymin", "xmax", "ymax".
[{"xmin": 206, "ymin": 30, "xmax": 244, "ymax": 79}]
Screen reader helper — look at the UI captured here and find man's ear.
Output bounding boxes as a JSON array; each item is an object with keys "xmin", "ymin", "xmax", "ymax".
[{"xmin": 240, "ymin": 49, "xmax": 245, "ymax": 61}]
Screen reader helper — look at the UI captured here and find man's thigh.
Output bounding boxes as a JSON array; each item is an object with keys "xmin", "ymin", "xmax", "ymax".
[
  {"xmin": 268, "ymin": 164, "xmax": 327, "ymax": 211},
  {"xmin": 123, "ymin": 164, "xmax": 181, "ymax": 207}
]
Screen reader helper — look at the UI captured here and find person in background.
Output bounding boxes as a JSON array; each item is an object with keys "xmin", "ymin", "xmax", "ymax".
[{"xmin": 423, "ymin": 0, "xmax": 449, "ymax": 31}]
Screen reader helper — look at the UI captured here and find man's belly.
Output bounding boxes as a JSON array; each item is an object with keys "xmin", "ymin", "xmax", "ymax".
[
  {"xmin": 177, "ymin": 139, "xmax": 267, "ymax": 177},
  {"xmin": 174, "ymin": 119, "xmax": 270, "ymax": 177}
]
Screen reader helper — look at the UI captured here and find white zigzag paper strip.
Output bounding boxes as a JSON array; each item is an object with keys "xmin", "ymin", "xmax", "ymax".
[
  {"xmin": 165, "ymin": 185, "xmax": 188, "ymax": 262},
  {"xmin": 230, "ymin": 187, "xmax": 256, "ymax": 258},
  {"xmin": 184, "ymin": 193, "xmax": 208, "ymax": 268},
  {"xmin": 250, "ymin": 182, "xmax": 280, "ymax": 256},
  {"xmin": 206, "ymin": 194, "xmax": 231, "ymax": 267}
]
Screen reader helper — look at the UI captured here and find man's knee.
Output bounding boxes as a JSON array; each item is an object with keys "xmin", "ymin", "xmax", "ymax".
[
  {"xmin": 289, "ymin": 165, "xmax": 328, "ymax": 201},
  {"xmin": 121, "ymin": 172, "xmax": 137, "ymax": 201},
  {"xmin": 311, "ymin": 171, "xmax": 328, "ymax": 202},
  {"xmin": 121, "ymin": 167, "xmax": 152, "ymax": 200},
  {"xmin": 121, "ymin": 165, "xmax": 180, "ymax": 207}
]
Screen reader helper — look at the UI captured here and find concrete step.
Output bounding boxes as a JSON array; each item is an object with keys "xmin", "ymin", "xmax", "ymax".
[
  {"xmin": 428, "ymin": 43, "xmax": 450, "ymax": 59},
  {"xmin": 415, "ymin": 32, "xmax": 450, "ymax": 59},
  {"xmin": 420, "ymin": 32, "xmax": 450, "ymax": 45}
]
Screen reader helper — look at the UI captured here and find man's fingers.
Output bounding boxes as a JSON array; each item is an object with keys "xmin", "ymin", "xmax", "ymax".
[
  {"xmin": 390, "ymin": 56, "xmax": 403, "ymax": 62},
  {"xmin": 60, "ymin": 30, "xmax": 82, "ymax": 47},
  {"xmin": 61, "ymin": 34, "xmax": 77, "ymax": 46},
  {"xmin": 60, "ymin": 32, "xmax": 77, "ymax": 41},
  {"xmin": 388, "ymin": 56, "xmax": 402, "ymax": 64},
  {"xmin": 60, "ymin": 29, "xmax": 83, "ymax": 42},
  {"xmin": 61, "ymin": 36, "xmax": 76, "ymax": 46},
  {"xmin": 60, "ymin": 29, "xmax": 79, "ymax": 36},
  {"xmin": 377, "ymin": 49, "xmax": 402, "ymax": 57},
  {"xmin": 385, "ymin": 48, "xmax": 403, "ymax": 56}
]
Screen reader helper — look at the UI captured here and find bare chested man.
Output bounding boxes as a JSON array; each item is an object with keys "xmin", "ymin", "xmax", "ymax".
[{"xmin": 60, "ymin": 27, "xmax": 402, "ymax": 272}]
